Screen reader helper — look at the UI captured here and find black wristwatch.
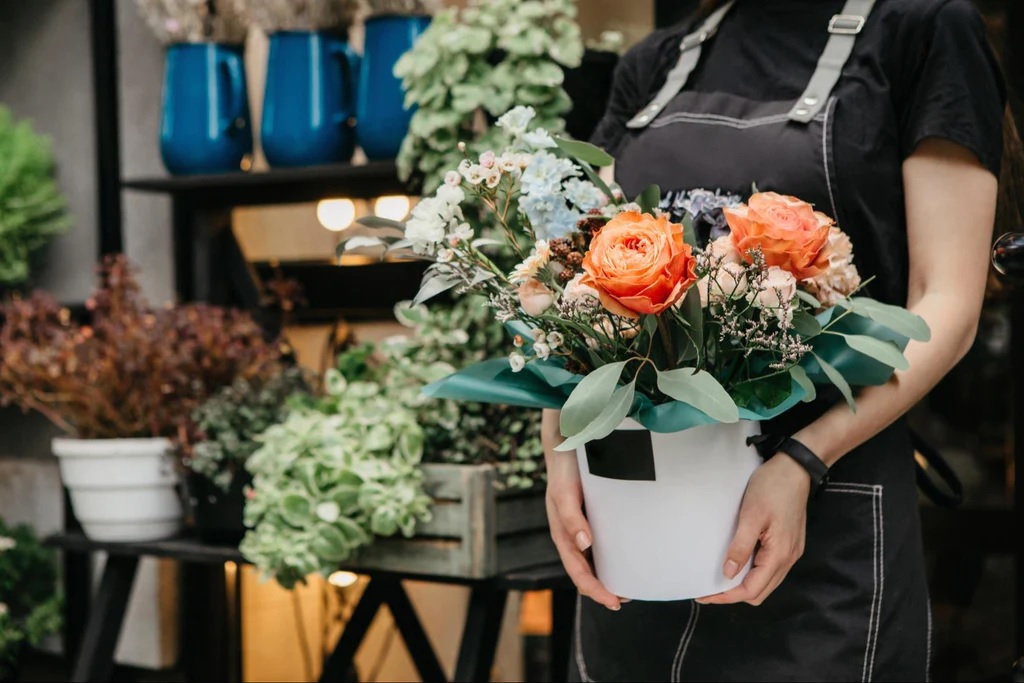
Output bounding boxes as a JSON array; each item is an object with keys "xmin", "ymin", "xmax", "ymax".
[{"xmin": 747, "ymin": 433, "xmax": 830, "ymax": 498}]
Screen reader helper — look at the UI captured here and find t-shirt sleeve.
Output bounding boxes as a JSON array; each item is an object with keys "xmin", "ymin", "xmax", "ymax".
[
  {"xmin": 589, "ymin": 44, "xmax": 646, "ymax": 157},
  {"xmin": 898, "ymin": 0, "xmax": 1006, "ymax": 175}
]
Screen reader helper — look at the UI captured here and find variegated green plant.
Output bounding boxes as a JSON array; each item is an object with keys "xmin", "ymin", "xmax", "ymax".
[
  {"xmin": 240, "ymin": 371, "xmax": 432, "ymax": 588},
  {"xmin": 394, "ymin": 0, "xmax": 583, "ymax": 193}
]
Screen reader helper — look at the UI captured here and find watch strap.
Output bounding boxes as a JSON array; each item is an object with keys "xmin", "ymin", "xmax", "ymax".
[{"xmin": 747, "ymin": 433, "xmax": 831, "ymax": 497}]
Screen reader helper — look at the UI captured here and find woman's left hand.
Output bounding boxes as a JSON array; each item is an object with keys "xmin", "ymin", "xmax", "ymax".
[{"xmin": 696, "ymin": 454, "xmax": 809, "ymax": 606}]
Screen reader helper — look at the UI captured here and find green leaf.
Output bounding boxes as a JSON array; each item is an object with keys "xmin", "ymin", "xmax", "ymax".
[
  {"xmin": 835, "ymin": 333, "xmax": 910, "ymax": 371},
  {"xmin": 311, "ymin": 525, "xmax": 351, "ymax": 562},
  {"xmin": 559, "ymin": 361, "xmax": 629, "ymax": 438},
  {"xmin": 682, "ymin": 213, "xmax": 698, "ymax": 247},
  {"xmin": 334, "ymin": 516, "xmax": 371, "ymax": 546},
  {"xmin": 657, "ymin": 368, "xmax": 739, "ymax": 423},
  {"xmin": 679, "ymin": 289, "xmax": 703, "ymax": 362},
  {"xmin": 553, "ymin": 136, "xmax": 614, "ymax": 167},
  {"xmin": 637, "ymin": 184, "xmax": 661, "ymax": 214},
  {"xmin": 789, "ymin": 365, "xmax": 817, "ymax": 403},
  {"xmin": 814, "ymin": 353, "xmax": 856, "ymax": 412},
  {"xmin": 357, "ymin": 216, "xmax": 407, "ymax": 231},
  {"xmin": 642, "ymin": 314, "xmax": 659, "ymax": 342},
  {"xmin": 280, "ymin": 494, "xmax": 312, "ymax": 527},
  {"xmin": 795, "ymin": 289, "xmax": 821, "ymax": 309},
  {"xmin": 848, "ymin": 298, "xmax": 931, "ymax": 342},
  {"xmin": 555, "ymin": 381, "xmax": 636, "ymax": 452},
  {"xmin": 791, "ymin": 310, "xmax": 822, "ymax": 338}
]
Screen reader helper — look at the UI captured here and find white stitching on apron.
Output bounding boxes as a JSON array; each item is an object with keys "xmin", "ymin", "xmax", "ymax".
[
  {"xmin": 925, "ymin": 600, "xmax": 933, "ymax": 682},
  {"xmin": 574, "ymin": 596, "xmax": 595, "ymax": 682},
  {"xmin": 823, "ymin": 482, "xmax": 883, "ymax": 682},
  {"xmin": 650, "ymin": 110, "xmax": 828, "ymax": 130},
  {"xmin": 822, "ymin": 97, "xmax": 841, "ymax": 221},
  {"xmin": 671, "ymin": 601, "xmax": 701, "ymax": 682}
]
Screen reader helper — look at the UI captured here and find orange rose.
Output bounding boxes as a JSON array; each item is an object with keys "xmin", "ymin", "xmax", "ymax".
[
  {"xmin": 580, "ymin": 211, "xmax": 698, "ymax": 317},
  {"xmin": 724, "ymin": 192, "xmax": 833, "ymax": 280}
]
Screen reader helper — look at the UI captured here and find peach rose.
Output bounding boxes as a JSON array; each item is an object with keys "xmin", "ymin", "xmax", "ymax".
[
  {"xmin": 724, "ymin": 192, "xmax": 833, "ymax": 280},
  {"xmin": 580, "ymin": 211, "xmax": 698, "ymax": 317},
  {"xmin": 518, "ymin": 279, "xmax": 555, "ymax": 316}
]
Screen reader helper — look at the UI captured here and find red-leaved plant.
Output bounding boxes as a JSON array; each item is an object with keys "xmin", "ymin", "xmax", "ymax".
[{"xmin": 0, "ymin": 255, "xmax": 285, "ymax": 439}]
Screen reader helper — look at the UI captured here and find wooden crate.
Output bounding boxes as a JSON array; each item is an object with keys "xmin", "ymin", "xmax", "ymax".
[{"xmin": 354, "ymin": 464, "xmax": 557, "ymax": 578}]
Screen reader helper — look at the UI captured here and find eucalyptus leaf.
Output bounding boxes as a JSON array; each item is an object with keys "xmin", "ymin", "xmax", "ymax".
[
  {"xmin": 789, "ymin": 365, "xmax": 817, "ymax": 403},
  {"xmin": 791, "ymin": 310, "xmax": 823, "ymax": 338},
  {"xmin": 657, "ymin": 368, "xmax": 739, "ymax": 423},
  {"xmin": 413, "ymin": 273, "xmax": 459, "ymax": 305},
  {"xmin": 559, "ymin": 361, "xmax": 629, "ymax": 438},
  {"xmin": 814, "ymin": 353, "xmax": 856, "ymax": 412},
  {"xmin": 637, "ymin": 184, "xmax": 662, "ymax": 215},
  {"xmin": 835, "ymin": 333, "xmax": 910, "ymax": 371},
  {"xmin": 553, "ymin": 136, "xmax": 614, "ymax": 167},
  {"xmin": 848, "ymin": 298, "xmax": 931, "ymax": 341},
  {"xmin": 795, "ymin": 290, "xmax": 822, "ymax": 308},
  {"xmin": 555, "ymin": 381, "xmax": 636, "ymax": 452},
  {"xmin": 356, "ymin": 216, "xmax": 408, "ymax": 231}
]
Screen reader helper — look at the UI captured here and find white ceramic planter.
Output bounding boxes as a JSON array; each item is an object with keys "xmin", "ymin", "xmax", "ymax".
[
  {"xmin": 52, "ymin": 437, "xmax": 183, "ymax": 542},
  {"xmin": 577, "ymin": 419, "xmax": 761, "ymax": 601}
]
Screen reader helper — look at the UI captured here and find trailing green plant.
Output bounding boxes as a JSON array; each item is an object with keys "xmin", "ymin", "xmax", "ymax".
[
  {"xmin": 0, "ymin": 106, "xmax": 69, "ymax": 286},
  {"xmin": 339, "ymin": 295, "xmax": 545, "ymax": 490},
  {"xmin": 0, "ymin": 520, "xmax": 62, "ymax": 679},
  {"xmin": 184, "ymin": 366, "xmax": 313, "ymax": 490},
  {"xmin": 240, "ymin": 371, "xmax": 432, "ymax": 588},
  {"xmin": 394, "ymin": 0, "xmax": 583, "ymax": 193}
]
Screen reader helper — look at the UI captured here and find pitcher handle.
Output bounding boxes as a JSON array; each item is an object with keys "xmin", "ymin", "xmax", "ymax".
[
  {"xmin": 330, "ymin": 41, "xmax": 361, "ymax": 125},
  {"xmin": 217, "ymin": 48, "xmax": 247, "ymax": 134}
]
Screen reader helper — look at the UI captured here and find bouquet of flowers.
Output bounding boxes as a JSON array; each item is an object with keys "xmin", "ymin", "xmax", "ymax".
[{"xmin": 342, "ymin": 106, "xmax": 929, "ymax": 451}]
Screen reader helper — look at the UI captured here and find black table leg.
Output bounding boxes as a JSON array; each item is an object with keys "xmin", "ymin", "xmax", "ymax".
[
  {"xmin": 71, "ymin": 554, "xmax": 139, "ymax": 683},
  {"xmin": 453, "ymin": 586, "xmax": 508, "ymax": 683},
  {"xmin": 380, "ymin": 579, "xmax": 447, "ymax": 682},
  {"xmin": 320, "ymin": 578, "xmax": 388, "ymax": 683},
  {"xmin": 549, "ymin": 589, "xmax": 576, "ymax": 683}
]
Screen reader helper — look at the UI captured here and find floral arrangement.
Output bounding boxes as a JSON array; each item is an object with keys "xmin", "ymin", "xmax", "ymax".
[
  {"xmin": 344, "ymin": 106, "xmax": 930, "ymax": 450},
  {"xmin": 232, "ymin": 0, "xmax": 359, "ymax": 33},
  {"xmin": 0, "ymin": 256, "xmax": 285, "ymax": 439},
  {"xmin": 340, "ymin": 295, "xmax": 545, "ymax": 489},
  {"xmin": 240, "ymin": 370, "xmax": 432, "ymax": 588},
  {"xmin": 394, "ymin": 0, "xmax": 583, "ymax": 193},
  {"xmin": 132, "ymin": 0, "xmax": 247, "ymax": 44},
  {"xmin": 0, "ymin": 107, "xmax": 69, "ymax": 286},
  {"xmin": 183, "ymin": 366, "xmax": 312, "ymax": 490},
  {"xmin": 363, "ymin": 0, "xmax": 442, "ymax": 16},
  {"xmin": 0, "ymin": 520, "xmax": 61, "ymax": 680}
]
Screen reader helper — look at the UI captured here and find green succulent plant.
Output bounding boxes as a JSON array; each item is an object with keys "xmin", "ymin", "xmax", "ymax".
[
  {"xmin": 0, "ymin": 106, "xmax": 69, "ymax": 286},
  {"xmin": 394, "ymin": 0, "xmax": 583, "ymax": 193},
  {"xmin": 240, "ymin": 372, "xmax": 432, "ymax": 588}
]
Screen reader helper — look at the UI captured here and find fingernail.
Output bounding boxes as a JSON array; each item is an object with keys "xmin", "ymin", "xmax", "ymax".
[
  {"xmin": 607, "ymin": 603, "xmax": 620, "ymax": 612},
  {"xmin": 724, "ymin": 560, "xmax": 740, "ymax": 579},
  {"xmin": 619, "ymin": 598, "xmax": 632, "ymax": 603},
  {"xmin": 575, "ymin": 531, "xmax": 592, "ymax": 552}
]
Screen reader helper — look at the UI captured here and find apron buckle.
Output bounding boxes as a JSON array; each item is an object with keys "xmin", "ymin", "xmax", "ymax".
[{"xmin": 828, "ymin": 14, "xmax": 865, "ymax": 35}]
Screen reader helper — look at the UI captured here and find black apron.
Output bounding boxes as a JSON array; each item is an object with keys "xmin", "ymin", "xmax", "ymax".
[{"xmin": 571, "ymin": 2, "xmax": 931, "ymax": 681}]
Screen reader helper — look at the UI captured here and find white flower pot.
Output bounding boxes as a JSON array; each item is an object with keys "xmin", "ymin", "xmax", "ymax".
[
  {"xmin": 577, "ymin": 419, "xmax": 761, "ymax": 601},
  {"xmin": 52, "ymin": 438, "xmax": 184, "ymax": 542}
]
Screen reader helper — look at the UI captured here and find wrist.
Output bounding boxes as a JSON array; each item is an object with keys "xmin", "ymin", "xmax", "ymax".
[{"xmin": 767, "ymin": 452, "xmax": 812, "ymax": 495}]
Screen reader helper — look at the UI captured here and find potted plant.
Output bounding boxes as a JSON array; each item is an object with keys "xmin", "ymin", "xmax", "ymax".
[
  {"xmin": 394, "ymin": 0, "xmax": 583, "ymax": 192},
  {"xmin": 131, "ymin": 0, "xmax": 251, "ymax": 175},
  {"xmin": 0, "ymin": 106, "xmax": 69, "ymax": 290},
  {"xmin": 183, "ymin": 366, "xmax": 311, "ymax": 544},
  {"xmin": 239, "ymin": 370, "xmax": 433, "ymax": 588},
  {"xmin": 0, "ymin": 520, "xmax": 61, "ymax": 683},
  {"xmin": 0, "ymin": 256, "xmax": 284, "ymax": 542}
]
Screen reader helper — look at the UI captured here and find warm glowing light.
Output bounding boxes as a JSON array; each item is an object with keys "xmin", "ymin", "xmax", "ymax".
[
  {"xmin": 317, "ymin": 198, "xmax": 356, "ymax": 231},
  {"xmin": 373, "ymin": 195, "xmax": 411, "ymax": 222},
  {"xmin": 328, "ymin": 570, "xmax": 359, "ymax": 588}
]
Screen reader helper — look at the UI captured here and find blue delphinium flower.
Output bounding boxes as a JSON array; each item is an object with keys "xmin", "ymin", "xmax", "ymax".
[
  {"xmin": 564, "ymin": 178, "xmax": 605, "ymax": 211},
  {"xmin": 496, "ymin": 106, "xmax": 537, "ymax": 137},
  {"xmin": 519, "ymin": 151, "xmax": 579, "ymax": 195},
  {"xmin": 521, "ymin": 194, "xmax": 582, "ymax": 241}
]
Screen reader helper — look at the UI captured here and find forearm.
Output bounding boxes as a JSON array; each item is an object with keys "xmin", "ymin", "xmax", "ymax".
[{"xmin": 794, "ymin": 291, "xmax": 980, "ymax": 467}]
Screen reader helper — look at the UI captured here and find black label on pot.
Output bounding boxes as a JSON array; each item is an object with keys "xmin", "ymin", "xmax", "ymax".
[{"xmin": 586, "ymin": 430, "xmax": 656, "ymax": 481}]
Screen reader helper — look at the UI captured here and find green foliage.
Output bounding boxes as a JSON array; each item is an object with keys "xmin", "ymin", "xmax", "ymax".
[
  {"xmin": 394, "ymin": 0, "xmax": 583, "ymax": 192},
  {"xmin": 240, "ymin": 373, "xmax": 432, "ymax": 589},
  {"xmin": 0, "ymin": 519, "xmax": 62, "ymax": 677},
  {"xmin": 186, "ymin": 367, "xmax": 313, "ymax": 490},
  {"xmin": 0, "ymin": 106, "xmax": 69, "ymax": 286},
  {"xmin": 340, "ymin": 295, "xmax": 545, "ymax": 490}
]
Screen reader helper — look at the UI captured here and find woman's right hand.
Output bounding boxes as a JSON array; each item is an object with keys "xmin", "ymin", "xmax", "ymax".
[{"xmin": 543, "ymin": 409, "xmax": 622, "ymax": 611}]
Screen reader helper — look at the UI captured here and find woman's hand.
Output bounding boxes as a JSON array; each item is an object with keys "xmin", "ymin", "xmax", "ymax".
[
  {"xmin": 542, "ymin": 409, "xmax": 622, "ymax": 611},
  {"xmin": 696, "ymin": 454, "xmax": 809, "ymax": 607}
]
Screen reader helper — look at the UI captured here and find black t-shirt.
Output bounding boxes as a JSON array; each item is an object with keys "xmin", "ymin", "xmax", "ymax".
[
  {"xmin": 591, "ymin": 0, "xmax": 1006, "ymax": 309},
  {"xmin": 593, "ymin": 0, "xmax": 1005, "ymax": 176}
]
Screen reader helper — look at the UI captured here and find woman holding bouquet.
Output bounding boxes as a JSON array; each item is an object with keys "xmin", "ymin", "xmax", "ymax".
[{"xmin": 546, "ymin": 0, "xmax": 1010, "ymax": 680}]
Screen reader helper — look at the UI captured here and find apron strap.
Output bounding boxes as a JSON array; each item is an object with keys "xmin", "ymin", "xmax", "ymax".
[
  {"xmin": 625, "ymin": 0, "xmax": 737, "ymax": 130},
  {"xmin": 788, "ymin": 0, "xmax": 877, "ymax": 123}
]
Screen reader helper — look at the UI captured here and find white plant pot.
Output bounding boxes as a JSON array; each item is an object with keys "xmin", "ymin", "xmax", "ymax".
[
  {"xmin": 52, "ymin": 437, "xmax": 184, "ymax": 542},
  {"xmin": 577, "ymin": 419, "xmax": 761, "ymax": 601}
]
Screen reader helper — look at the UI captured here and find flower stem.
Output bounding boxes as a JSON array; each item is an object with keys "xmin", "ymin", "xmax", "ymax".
[{"xmin": 657, "ymin": 315, "xmax": 676, "ymax": 370}]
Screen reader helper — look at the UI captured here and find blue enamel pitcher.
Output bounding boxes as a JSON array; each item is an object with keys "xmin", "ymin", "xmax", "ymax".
[
  {"xmin": 261, "ymin": 31, "xmax": 360, "ymax": 167},
  {"xmin": 160, "ymin": 43, "xmax": 252, "ymax": 175},
  {"xmin": 357, "ymin": 15, "xmax": 431, "ymax": 160}
]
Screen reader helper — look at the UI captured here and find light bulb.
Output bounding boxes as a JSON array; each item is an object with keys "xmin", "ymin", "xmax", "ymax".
[
  {"xmin": 317, "ymin": 198, "xmax": 356, "ymax": 232},
  {"xmin": 328, "ymin": 570, "xmax": 359, "ymax": 588},
  {"xmin": 374, "ymin": 195, "xmax": 411, "ymax": 222}
]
